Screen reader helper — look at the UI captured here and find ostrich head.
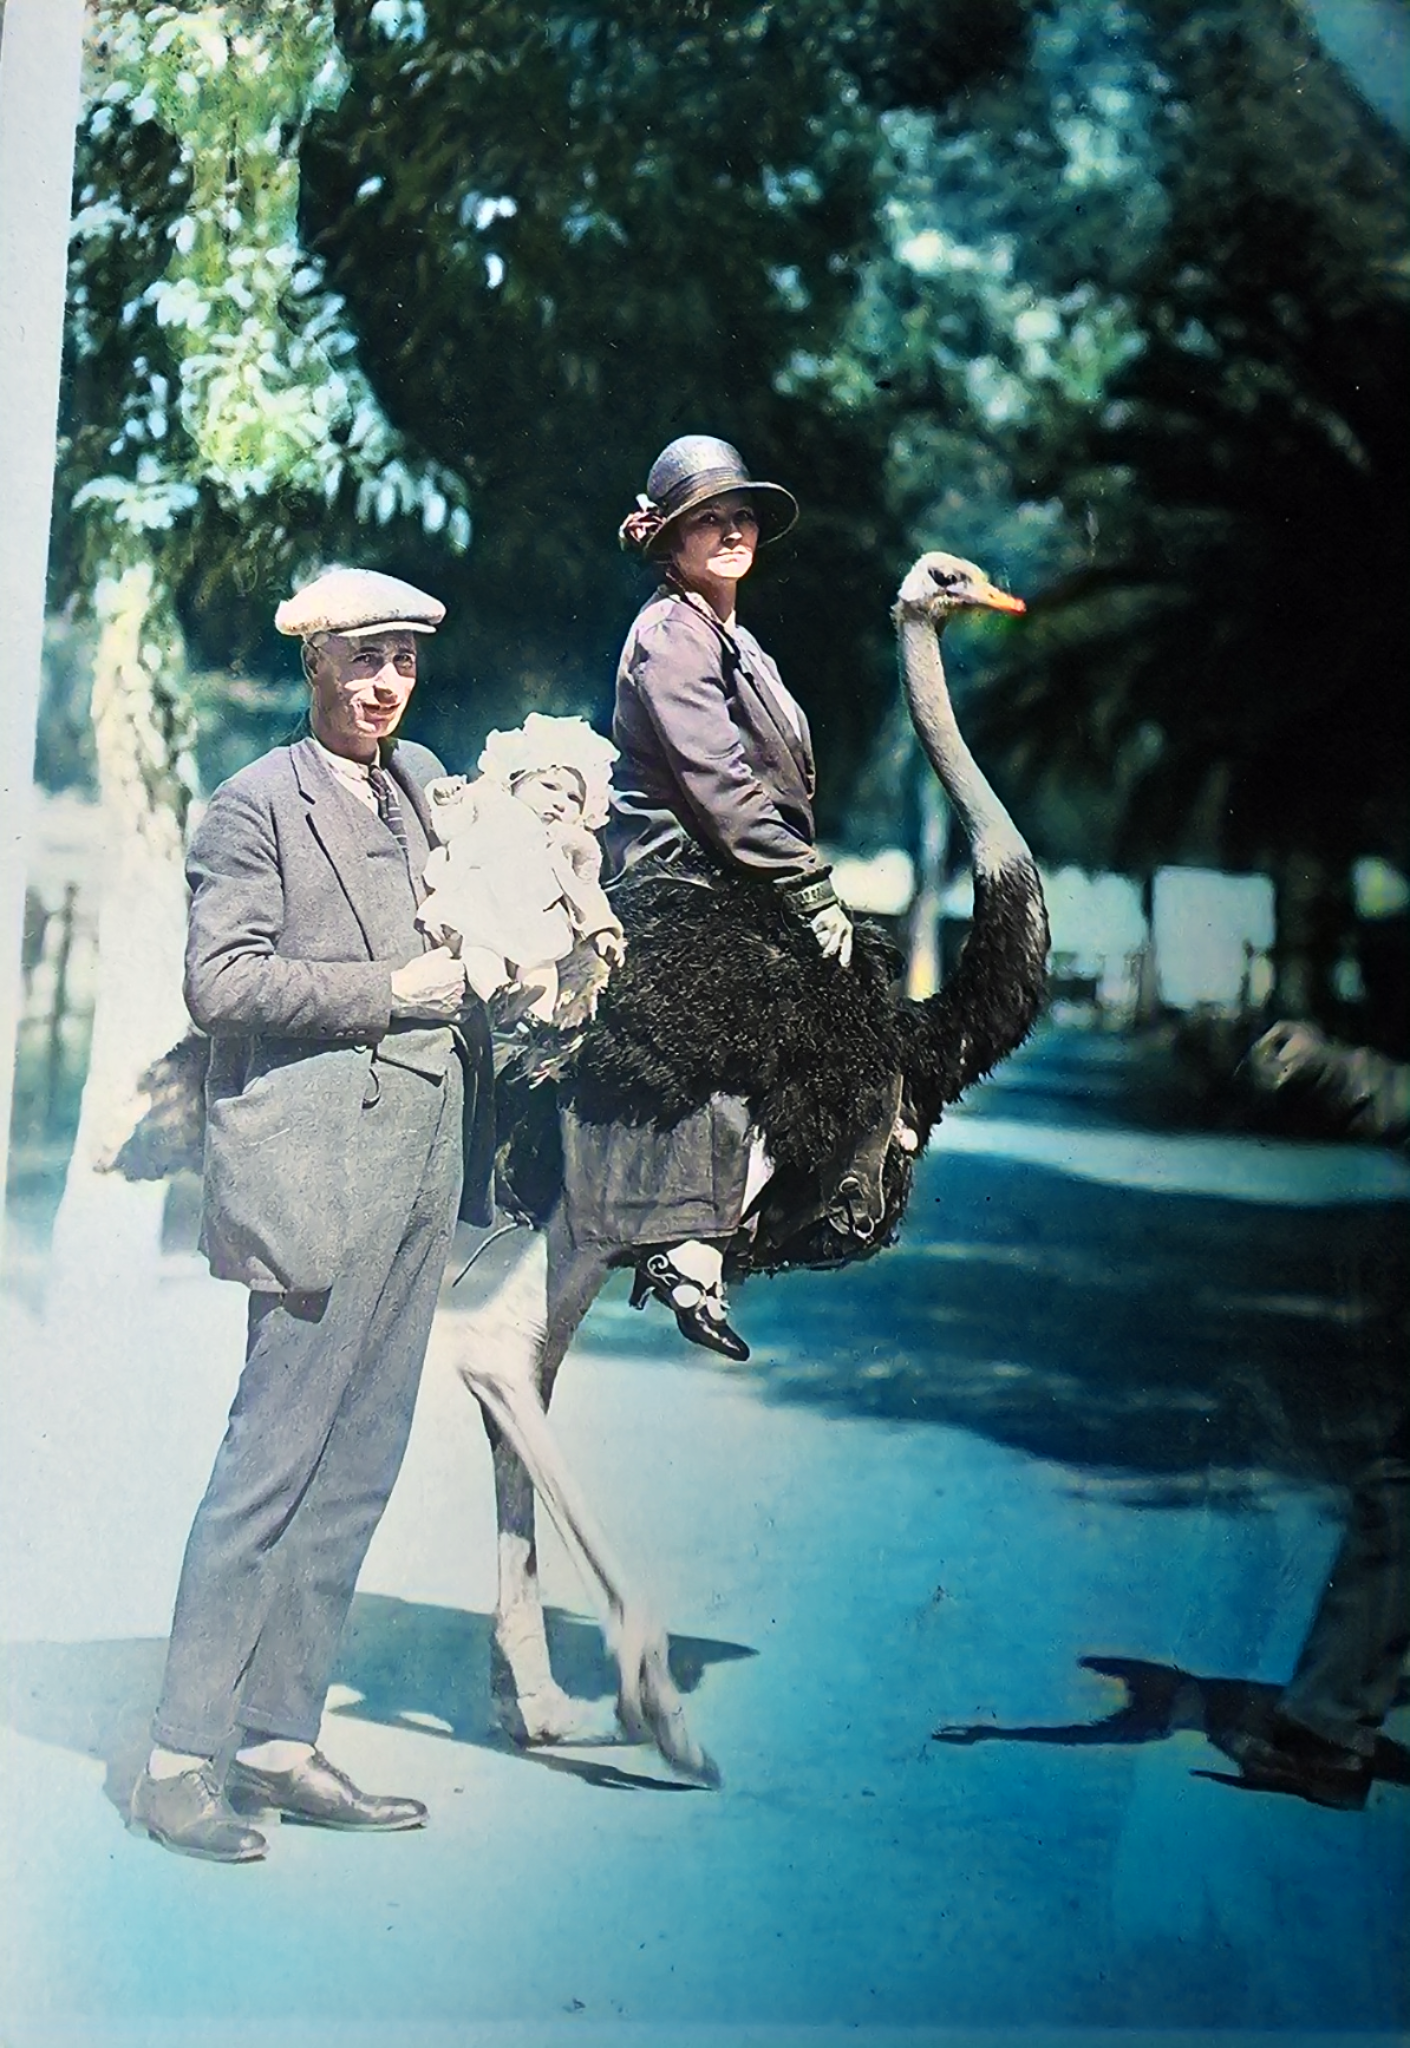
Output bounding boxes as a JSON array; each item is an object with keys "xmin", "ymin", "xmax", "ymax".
[{"xmin": 893, "ymin": 551, "xmax": 1026, "ymax": 625}]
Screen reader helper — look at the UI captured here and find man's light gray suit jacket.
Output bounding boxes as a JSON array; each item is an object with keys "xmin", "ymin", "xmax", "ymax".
[{"xmin": 186, "ymin": 734, "xmax": 494, "ymax": 1292}]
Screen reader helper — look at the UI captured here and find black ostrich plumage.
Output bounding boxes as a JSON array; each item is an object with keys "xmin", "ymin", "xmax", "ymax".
[
  {"xmin": 495, "ymin": 854, "xmax": 1049, "ymax": 1274},
  {"xmin": 105, "ymin": 1030, "xmax": 212, "ymax": 1181},
  {"xmin": 568, "ymin": 864, "xmax": 909, "ymax": 1173}
]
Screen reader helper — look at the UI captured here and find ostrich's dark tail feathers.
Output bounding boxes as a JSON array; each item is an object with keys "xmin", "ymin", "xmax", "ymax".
[
  {"xmin": 494, "ymin": 864, "xmax": 911, "ymax": 1267},
  {"xmin": 897, "ymin": 856, "xmax": 1049, "ymax": 1146}
]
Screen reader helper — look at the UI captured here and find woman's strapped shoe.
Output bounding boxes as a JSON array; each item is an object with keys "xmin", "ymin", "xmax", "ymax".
[{"xmin": 630, "ymin": 1251, "xmax": 750, "ymax": 1362}]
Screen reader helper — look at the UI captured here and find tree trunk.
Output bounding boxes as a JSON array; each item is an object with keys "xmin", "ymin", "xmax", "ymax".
[
  {"xmin": 0, "ymin": 0, "xmax": 86, "ymax": 1256},
  {"xmin": 1271, "ymin": 851, "xmax": 1348, "ymax": 1026},
  {"xmin": 47, "ymin": 562, "xmax": 198, "ymax": 1305}
]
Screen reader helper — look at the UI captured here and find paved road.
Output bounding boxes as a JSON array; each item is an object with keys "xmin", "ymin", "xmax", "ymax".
[{"xmin": 1, "ymin": 1027, "xmax": 1406, "ymax": 2047}]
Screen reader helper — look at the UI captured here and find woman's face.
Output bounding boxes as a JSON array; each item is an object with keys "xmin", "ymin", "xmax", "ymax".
[{"xmin": 668, "ymin": 493, "xmax": 760, "ymax": 592}]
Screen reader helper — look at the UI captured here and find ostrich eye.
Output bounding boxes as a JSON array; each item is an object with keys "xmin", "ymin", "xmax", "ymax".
[{"xmin": 929, "ymin": 566, "xmax": 959, "ymax": 589}]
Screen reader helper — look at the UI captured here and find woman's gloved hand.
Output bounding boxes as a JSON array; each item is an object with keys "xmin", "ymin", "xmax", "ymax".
[
  {"xmin": 777, "ymin": 869, "xmax": 854, "ymax": 968},
  {"xmin": 810, "ymin": 901, "xmax": 853, "ymax": 966}
]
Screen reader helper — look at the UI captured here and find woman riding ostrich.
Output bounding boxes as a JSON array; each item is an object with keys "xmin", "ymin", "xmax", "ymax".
[{"xmin": 456, "ymin": 436, "xmax": 1050, "ymax": 1784}]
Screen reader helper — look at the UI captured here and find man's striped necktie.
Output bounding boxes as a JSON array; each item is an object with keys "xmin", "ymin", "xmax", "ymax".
[{"xmin": 369, "ymin": 764, "xmax": 425, "ymax": 904}]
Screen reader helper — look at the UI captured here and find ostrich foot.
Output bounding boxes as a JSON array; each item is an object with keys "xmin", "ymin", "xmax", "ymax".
[
  {"xmin": 495, "ymin": 1680, "xmax": 622, "ymax": 1750},
  {"xmin": 614, "ymin": 1610, "xmax": 721, "ymax": 1790},
  {"xmin": 489, "ymin": 1622, "xmax": 621, "ymax": 1748}
]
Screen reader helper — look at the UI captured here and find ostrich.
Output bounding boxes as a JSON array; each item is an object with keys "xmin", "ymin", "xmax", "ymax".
[
  {"xmin": 108, "ymin": 554, "xmax": 1048, "ymax": 1783},
  {"xmin": 453, "ymin": 552, "xmax": 1051, "ymax": 1783}
]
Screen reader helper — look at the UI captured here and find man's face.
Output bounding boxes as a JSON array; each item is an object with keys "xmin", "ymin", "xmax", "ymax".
[{"xmin": 307, "ymin": 630, "xmax": 418, "ymax": 760}]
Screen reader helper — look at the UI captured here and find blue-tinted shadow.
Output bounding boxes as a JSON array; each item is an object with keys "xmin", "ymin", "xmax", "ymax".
[
  {"xmin": 0, "ymin": 1596, "xmax": 754, "ymax": 1812},
  {"xmin": 583, "ymin": 1145, "xmax": 1407, "ymax": 1504},
  {"xmin": 934, "ymin": 1651, "xmax": 1410, "ymax": 1794}
]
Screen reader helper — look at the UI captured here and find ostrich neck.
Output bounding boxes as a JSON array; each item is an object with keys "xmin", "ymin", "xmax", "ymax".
[{"xmin": 899, "ymin": 614, "xmax": 1030, "ymax": 875}]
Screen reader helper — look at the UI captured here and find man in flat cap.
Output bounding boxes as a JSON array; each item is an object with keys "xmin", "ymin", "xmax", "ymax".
[{"xmin": 129, "ymin": 568, "xmax": 493, "ymax": 1863}]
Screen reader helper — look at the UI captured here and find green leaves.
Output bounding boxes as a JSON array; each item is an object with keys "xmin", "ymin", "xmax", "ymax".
[
  {"xmin": 65, "ymin": 1, "xmax": 469, "ymax": 596},
  {"xmin": 53, "ymin": 0, "xmax": 1407, "ymax": 902}
]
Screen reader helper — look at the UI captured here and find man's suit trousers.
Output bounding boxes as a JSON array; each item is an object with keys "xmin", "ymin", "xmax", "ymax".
[{"xmin": 152, "ymin": 1054, "xmax": 463, "ymax": 1755}]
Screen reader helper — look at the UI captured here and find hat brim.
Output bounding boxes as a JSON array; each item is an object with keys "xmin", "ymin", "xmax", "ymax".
[
  {"xmin": 647, "ymin": 478, "xmax": 798, "ymax": 554},
  {"xmin": 321, "ymin": 619, "xmax": 438, "ymax": 640}
]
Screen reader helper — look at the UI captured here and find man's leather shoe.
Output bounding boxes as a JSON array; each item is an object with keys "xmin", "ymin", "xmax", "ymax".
[
  {"xmin": 1229, "ymin": 1718, "xmax": 1373, "ymax": 1811},
  {"xmin": 129, "ymin": 1764, "xmax": 268, "ymax": 1863},
  {"xmin": 225, "ymin": 1750, "xmax": 427, "ymax": 1831}
]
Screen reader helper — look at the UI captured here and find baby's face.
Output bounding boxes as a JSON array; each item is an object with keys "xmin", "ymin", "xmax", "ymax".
[{"xmin": 512, "ymin": 767, "xmax": 587, "ymax": 826}]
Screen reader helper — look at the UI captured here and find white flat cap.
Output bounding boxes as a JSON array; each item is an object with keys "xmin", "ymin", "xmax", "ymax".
[{"xmin": 274, "ymin": 567, "xmax": 446, "ymax": 639}]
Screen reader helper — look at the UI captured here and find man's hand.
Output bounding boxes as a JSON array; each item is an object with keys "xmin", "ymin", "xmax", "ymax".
[
  {"xmin": 810, "ymin": 902, "xmax": 854, "ymax": 967},
  {"xmin": 390, "ymin": 946, "xmax": 470, "ymax": 1020},
  {"xmin": 554, "ymin": 945, "xmax": 612, "ymax": 1029},
  {"xmin": 1245, "ymin": 1020, "xmax": 1326, "ymax": 1092}
]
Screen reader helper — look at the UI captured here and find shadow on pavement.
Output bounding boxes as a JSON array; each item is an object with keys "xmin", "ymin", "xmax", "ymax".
[
  {"xmin": 933, "ymin": 1652, "xmax": 1410, "ymax": 1793},
  {"xmin": 327, "ymin": 1591, "xmax": 753, "ymax": 1791},
  {"xmin": 0, "ymin": 1595, "xmax": 754, "ymax": 1812},
  {"xmin": 683, "ymin": 1149, "xmax": 1407, "ymax": 1505},
  {"xmin": 0, "ymin": 1634, "xmax": 166, "ymax": 1820},
  {"xmin": 946, "ymin": 1026, "xmax": 1220, "ymax": 1136}
]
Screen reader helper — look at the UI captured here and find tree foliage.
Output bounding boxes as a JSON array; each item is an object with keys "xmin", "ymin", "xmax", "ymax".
[
  {"xmin": 56, "ymin": 0, "xmax": 474, "ymax": 796},
  {"xmin": 48, "ymin": 0, "xmax": 1408, "ymax": 893},
  {"xmin": 967, "ymin": 0, "xmax": 1410, "ymax": 878},
  {"xmin": 297, "ymin": 0, "xmax": 911, "ymax": 793}
]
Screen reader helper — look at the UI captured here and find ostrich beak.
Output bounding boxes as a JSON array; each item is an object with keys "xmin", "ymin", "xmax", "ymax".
[{"xmin": 975, "ymin": 581, "xmax": 1026, "ymax": 615}]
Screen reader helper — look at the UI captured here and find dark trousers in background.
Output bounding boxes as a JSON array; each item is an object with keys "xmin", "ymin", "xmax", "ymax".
[
  {"xmin": 1281, "ymin": 1405, "xmax": 1410, "ymax": 1758},
  {"xmin": 152, "ymin": 1056, "xmax": 464, "ymax": 1756}
]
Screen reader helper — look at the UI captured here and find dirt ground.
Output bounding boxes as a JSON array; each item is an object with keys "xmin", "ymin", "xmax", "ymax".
[{"xmin": 1, "ymin": 1028, "xmax": 1406, "ymax": 2047}]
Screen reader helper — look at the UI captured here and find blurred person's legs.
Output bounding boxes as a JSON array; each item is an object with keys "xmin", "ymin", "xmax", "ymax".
[
  {"xmin": 1281, "ymin": 1409, "xmax": 1410, "ymax": 1757},
  {"xmin": 1236, "ymin": 1406, "xmax": 1409, "ymax": 1808}
]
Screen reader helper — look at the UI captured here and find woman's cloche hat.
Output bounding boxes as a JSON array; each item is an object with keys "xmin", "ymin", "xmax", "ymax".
[{"xmin": 619, "ymin": 435, "xmax": 798, "ymax": 555}]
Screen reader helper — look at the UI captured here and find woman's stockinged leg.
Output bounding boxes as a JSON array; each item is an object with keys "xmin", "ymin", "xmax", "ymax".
[{"xmin": 660, "ymin": 1238, "xmax": 724, "ymax": 1291}]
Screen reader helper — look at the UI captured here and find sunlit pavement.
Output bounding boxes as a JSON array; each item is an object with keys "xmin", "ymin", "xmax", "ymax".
[{"xmin": 2, "ymin": 1026, "xmax": 1407, "ymax": 2048}]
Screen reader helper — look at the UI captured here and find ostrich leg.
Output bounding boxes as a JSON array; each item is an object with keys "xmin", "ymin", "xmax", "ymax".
[
  {"xmin": 540, "ymin": 1209, "xmax": 721, "ymax": 1784},
  {"xmin": 454, "ymin": 1215, "xmax": 719, "ymax": 1786},
  {"xmin": 455, "ymin": 1224, "xmax": 612, "ymax": 1743}
]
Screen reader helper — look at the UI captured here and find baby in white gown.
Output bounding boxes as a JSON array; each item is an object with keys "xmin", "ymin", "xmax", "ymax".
[{"xmin": 419, "ymin": 714, "xmax": 624, "ymax": 1025}]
